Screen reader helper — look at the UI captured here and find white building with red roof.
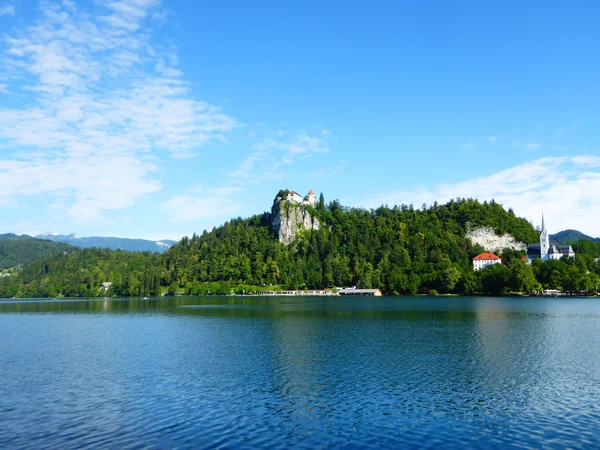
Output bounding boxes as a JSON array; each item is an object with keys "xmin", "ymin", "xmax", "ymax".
[
  {"xmin": 286, "ymin": 189, "xmax": 317, "ymax": 207},
  {"xmin": 287, "ymin": 190, "xmax": 303, "ymax": 203},
  {"xmin": 472, "ymin": 252, "xmax": 502, "ymax": 271}
]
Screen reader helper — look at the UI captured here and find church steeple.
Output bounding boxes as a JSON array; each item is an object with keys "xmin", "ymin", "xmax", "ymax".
[
  {"xmin": 541, "ymin": 212, "xmax": 546, "ymax": 234},
  {"xmin": 540, "ymin": 211, "xmax": 550, "ymax": 260}
]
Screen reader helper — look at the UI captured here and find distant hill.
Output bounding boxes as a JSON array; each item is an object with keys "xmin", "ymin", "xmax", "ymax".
[
  {"xmin": 35, "ymin": 233, "xmax": 177, "ymax": 253},
  {"xmin": 0, "ymin": 233, "xmax": 36, "ymax": 242},
  {"xmin": 0, "ymin": 238, "xmax": 76, "ymax": 270},
  {"xmin": 550, "ymin": 230, "xmax": 600, "ymax": 243}
]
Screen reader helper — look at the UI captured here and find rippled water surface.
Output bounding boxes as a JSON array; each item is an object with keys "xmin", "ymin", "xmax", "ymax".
[{"xmin": 2, "ymin": 296, "xmax": 600, "ymax": 449}]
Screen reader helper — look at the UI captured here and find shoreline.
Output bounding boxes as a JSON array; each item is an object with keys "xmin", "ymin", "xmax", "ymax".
[{"xmin": 1, "ymin": 292, "xmax": 599, "ymax": 301}]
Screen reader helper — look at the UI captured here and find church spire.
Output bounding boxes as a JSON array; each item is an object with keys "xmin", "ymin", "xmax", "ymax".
[
  {"xmin": 540, "ymin": 211, "xmax": 550, "ymax": 260},
  {"xmin": 541, "ymin": 211, "xmax": 546, "ymax": 233}
]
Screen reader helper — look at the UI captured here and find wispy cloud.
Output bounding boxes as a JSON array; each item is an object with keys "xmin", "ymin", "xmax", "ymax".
[
  {"xmin": 162, "ymin": 186, "xmax": 244, "ymax": 222},
  {"xmin": 254, "ymin": 129, "xmax": 330, "ymax": 155},
  {"xmin": 512, "ymin": 140, "xmax": 541, "ymax": 151},
  {"xmin": 229, "ymin": 129, "xmax": 331, "ymax": 182},
  {"xmin": 488, "ymin": 136, "xmax": 500, "ymax": 142},
  {"xmin": 572, "ymin": 155, "xmax": 600, "ymax": 167},
  {"xmin": 0, "ymin": 3, "xmax": 15, "ymax": 16},
  {"xmin": 0, "ymin": 0, "xmax": 235, "ymax": 224},
  {"xmin": 363, "ymin": 156, "xmax": 600, "ymax": 237}
]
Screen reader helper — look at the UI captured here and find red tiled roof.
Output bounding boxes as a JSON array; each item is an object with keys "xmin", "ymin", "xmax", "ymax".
[
  {"xmin": 289, "ymin": 190, "xmax": 299, "ymax": 195},
  {"xmin": 308, "ymin": 189, "xmax": 314, "ymax": 195},
  {"xmin": 473, "ymin": 252, "xmax": 501, "ymax": 261}
]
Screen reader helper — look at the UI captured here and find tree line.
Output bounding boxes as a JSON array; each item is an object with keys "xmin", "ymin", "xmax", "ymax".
[{"xmin": 1, "ymin": 197, "xmax": 599, "ymax": 298}]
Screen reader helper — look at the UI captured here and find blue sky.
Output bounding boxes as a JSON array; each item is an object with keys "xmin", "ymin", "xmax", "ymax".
[{"xmin": 1, "ymin": 0, "xmax": 599, "ymax": 240}]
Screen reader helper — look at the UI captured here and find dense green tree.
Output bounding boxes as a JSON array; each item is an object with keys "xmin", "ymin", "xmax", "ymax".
[
  {"xmin": 480, "ymin": 264, "xmax": 511, "ymax": 294},
  {"xmin": 508, "ymin": 261, "xmax": 540, "ymax": 293},
  {"xmin": 2, "ymin": 196, "xmax": 600, "ymax": 298},
  {"xmin": 167, "ymin": 281, "xmax": 179, "ymax": 296},
  {"xmin": 0, "ymin": 239, "xmax": 76, "ymax": 270}
]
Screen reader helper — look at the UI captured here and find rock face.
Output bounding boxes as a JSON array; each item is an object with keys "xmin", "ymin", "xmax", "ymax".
[
  {"xmin": 466, "ymin": 226, "xmax": 526, "ymax": 253},
  {"xmin": 271, "ymin": 197, "xmax": 320, "ymax": 245}
]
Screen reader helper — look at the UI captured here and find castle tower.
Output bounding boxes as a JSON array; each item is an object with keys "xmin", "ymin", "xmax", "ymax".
[
  {"xmin": 540, "ymin": 212, "xmax": 550, "ymax": 260},
  {"xmin": 307, "ymin": 189, "xmax": 316, "ymax": 206}
]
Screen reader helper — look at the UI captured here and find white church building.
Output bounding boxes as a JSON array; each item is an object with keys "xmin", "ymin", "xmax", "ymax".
[{"xmin": 526, "ymin": 214, "xmax": 575, "ymax": 262}]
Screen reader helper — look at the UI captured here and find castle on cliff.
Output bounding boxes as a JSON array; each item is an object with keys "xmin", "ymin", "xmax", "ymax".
[
  {"xmin": 272, "ymin": 189, "xmax": 320, "ymax": 245},
  {"xmin": 286, "ymin": 189, "xmax": 317, "ymax": 207}
]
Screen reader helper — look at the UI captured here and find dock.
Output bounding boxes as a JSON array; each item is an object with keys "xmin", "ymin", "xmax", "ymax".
[
  {"xmin": 338, "ymin": 288, "xmax": 382, "ymax": 296},
  {"xmin": 261, "ymin": 290, "xmax": 333, "ymax": 296}
]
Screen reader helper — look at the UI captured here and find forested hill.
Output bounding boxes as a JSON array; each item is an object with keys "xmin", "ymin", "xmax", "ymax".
[
  {"xmin": 162, "ymin": 198, "xmax": 538, "ymax": 294},
  {"xmin": 0, "ymin": 233, "xmax": 35, "ymax": 242},
  {"xmin": 0, "ymin": 237, "xmax": 77, "ymax": 270},
  {"xmin": 551, "ymin": 229, "xmax": 600, "ymax": 243},
  {"xmin": 3, "ymin": 196, "xmax": 600, "ymax": 298}
]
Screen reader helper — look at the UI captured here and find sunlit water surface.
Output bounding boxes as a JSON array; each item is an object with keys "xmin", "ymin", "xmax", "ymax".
[{"xmin": 1, "ymin": 296, "xmax": 600, "ymax": 449}]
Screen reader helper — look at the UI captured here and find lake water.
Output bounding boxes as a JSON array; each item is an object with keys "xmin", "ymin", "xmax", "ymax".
[{"xmin": 1, "ymin": 296, "xmax": 600, "ymax": 449}]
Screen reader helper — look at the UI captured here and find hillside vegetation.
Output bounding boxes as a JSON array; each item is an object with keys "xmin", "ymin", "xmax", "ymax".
[
  {"xmin": 551, "ymin": 229, "xmax": 600, "ymax": 243},
  {"xmin": 0, "ymin": 237, "xmax": 77, "ymax": 271},
  {"xmin": 6, "ymin": 249, "xmax": 161, "ymax": 298},
  {"xmin": 0, "ymin": 233, "xmax": 36, "ymax": 242},
  {"xmin": 1, "ymin": 197, "xmax": 599, "ymax": 298}
]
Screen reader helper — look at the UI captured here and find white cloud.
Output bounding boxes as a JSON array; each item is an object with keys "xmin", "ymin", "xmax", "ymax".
[
  {"xmin": 229, "ymin": 129, "xmax": 331, "ymax": 182},
  {"xmin": 0, "ymin": 0, "xmax": 235, "ymax": 225},
  {"xmin": 462, "ymin": 142, "xmax": 475, "ymax": 150},
  {"xmin": 0, "ymin": 4, "xmax": 15, "ymax": 16},
  {"xmin": 525, "ymin": 143, "xmax": 541, "ymax": 150},
  {"xmin": 162, "ymin": 186, "xmax": 244, "ymax": 222},
  {"xmin": 363, "ymin": 156, "xmax": 600, "ymax": 237},
  {"xmin": 513, "ymin": 140, "xmax": 541, "ymax": 151},
  {"xmin": 488, "ymin": 136, "xmax": 500, "ymax": 142},
  {"xmin": 254, "ymin": 130, "xmax": 330, "ymax": 155},
  {"xmin": 572, "ymin": 155, "xmax": 600, "ymax": 167}
]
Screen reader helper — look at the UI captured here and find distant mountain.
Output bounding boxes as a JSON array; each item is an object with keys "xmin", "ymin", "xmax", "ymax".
[
  {"xmin": 550, "ymin": 229, "xmax": 600, "ymax": 243},
  {"xmin": 35, "ymin": 234, "xmax": 178, "ymax": 253},
  {"xmin": 0, "ymin": 233, "xmax": 36, "ymax": 242}
]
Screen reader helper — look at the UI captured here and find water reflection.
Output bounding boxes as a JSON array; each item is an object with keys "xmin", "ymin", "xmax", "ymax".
[{"xmin": 2, "ymin": 296, "xmax": 600, "ymax": 448}]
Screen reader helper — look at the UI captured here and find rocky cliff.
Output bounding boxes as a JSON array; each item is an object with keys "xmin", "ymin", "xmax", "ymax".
[
  {"xmin": 271, "ymin": 198, "xmax": 320, "ymax": 245},
  {"xmin": 466, "ymin": 226, "xmax": 526, "ymax": 253}
]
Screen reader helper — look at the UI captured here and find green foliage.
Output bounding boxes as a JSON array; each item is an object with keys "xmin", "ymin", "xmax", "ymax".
[
  {"xmin": 0, "ymin": 248, "xmax": 160, "ymax": 298},
  {"xmin": 318, "ymin": 193, "xmax": 325, "ymax": 211},
  {"xmin": 571, "ymin": 240, "xmax": 600, "ymax": 258},
  {"xmin": 157, "ymin": 197, "xmax": 540, "ymax": 296},
  {"xmin": 480, "ymin": 264, "xmax": 511, "ymax": 294},
  {"xmin": 508, "ymin": 261, "xmax": 541, "ymax": 293},
  {"xmin": 2, "ymin": 196, "xmax": 599, "ymax": 298},
  {"xmin": 551, "ymin": 229, "xmax": 600, "ymax": 243},
  {"xmin": 0, "ymin": 239, "xmax": 76, "ymax": 270},
  {"xmin": 532, "ymin": 255, "xmax": 600, "ymax": 294},
  {"xmin": 0, "ymin": 233, "xmax": 36, "ymax": 242}
]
